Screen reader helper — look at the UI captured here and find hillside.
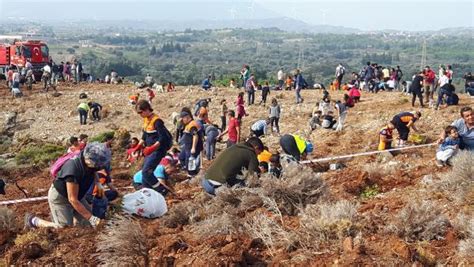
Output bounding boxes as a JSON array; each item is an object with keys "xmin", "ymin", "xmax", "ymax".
[{"xmin": 0, "ymin": 81, "xmax": 473, "ymax": 265}]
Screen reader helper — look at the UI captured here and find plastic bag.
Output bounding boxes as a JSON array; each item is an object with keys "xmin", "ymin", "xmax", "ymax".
[{"xmin": 121, "ymin": 188, "xmax": 167, "ymax": 218}]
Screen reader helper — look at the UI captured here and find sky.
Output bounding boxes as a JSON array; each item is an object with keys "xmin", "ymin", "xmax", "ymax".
[{"xmin": 0, "ymin": 0, "xmax": 472, "ymax": 31}]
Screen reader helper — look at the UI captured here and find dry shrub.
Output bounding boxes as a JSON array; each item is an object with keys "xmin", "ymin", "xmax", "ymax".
[
  {"xmin": 388, "ymin": 200, "xmax": 450, "ymax": 242},
  {"xmin": 435, "ymin": 151, "xmax": 474, "ymax": 204},
  {"xmin": 455, "ymin": 213, "xmax": 474, "ymax": 259},
  {"xmin": 258, "ymin": 164, "xmax": 327, "ymax": 215},
  {"xmin": 244, "ymin": 213, "xmax": 298, "ymax": 256},
  {"xmin": 95, "ymin": 214, "xmax": 149, "ymax": 266},
  {"xmin": 191, "ymin": 212, "xmax": 240, "ymax": 238},
  {"xmin": 459, "ymin": 238, "xmax": 474, "ymax": 258},
  {"xmin": 14, "ymin": 231, "xmax": 49, "ymax": 249},
  {"xmin": 0, "ymin": 207, "xmax": 16, "ymax": 233},
  {"xmin": 160, "ymin": 202, "xmax": 202, "ymax": 228},
  {"xmin": 300, "ymin": 200, "xmax": 359, "ymax": 244}
]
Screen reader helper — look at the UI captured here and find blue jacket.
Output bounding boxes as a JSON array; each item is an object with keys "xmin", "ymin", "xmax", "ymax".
[
  {"xmin": 439, "ymin": 137, "xmax": 461, "ymax": 151},
  {"xmin": 202, "ymin": 78, "xmax": 212, "ymax": 88}
]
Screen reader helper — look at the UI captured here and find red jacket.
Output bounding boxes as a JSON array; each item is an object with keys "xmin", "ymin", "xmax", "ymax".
[{"xmin": 424, "ymin": 70, "xmax": 436, "ymax": 84}]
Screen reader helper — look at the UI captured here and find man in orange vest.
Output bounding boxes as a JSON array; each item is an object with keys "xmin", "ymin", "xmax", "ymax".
[{"xmin": 134, "ymin": 100, "xmax": 172, "ymax": 191}]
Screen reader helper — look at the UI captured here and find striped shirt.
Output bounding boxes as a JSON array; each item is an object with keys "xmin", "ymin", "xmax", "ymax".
[{"xmin": 251, "ymin": 120, "xmax": 267, "ymax": 133}]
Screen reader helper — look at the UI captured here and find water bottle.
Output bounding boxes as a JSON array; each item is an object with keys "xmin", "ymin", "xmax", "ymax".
[{"xmin": 188, "ymin": 156, "xmax": 196, "ymax": 171}]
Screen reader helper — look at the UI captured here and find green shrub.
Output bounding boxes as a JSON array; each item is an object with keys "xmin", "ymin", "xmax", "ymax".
[
  {"xmin": 360, "ymin": 184, "xmax": 380, "ymax": 199},
  {"xmin": 15, "ymin": 144, "xmax": 65, "ymax": 166},
  {"xmin": 90, "ymin": 131, "xmax": 115, "ymax": 143}
]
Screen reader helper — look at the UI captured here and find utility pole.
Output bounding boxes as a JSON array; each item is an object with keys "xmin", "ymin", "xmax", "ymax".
[{"xmin": 420, "ymin": 39, "xmax": 427, "ymax": 70}]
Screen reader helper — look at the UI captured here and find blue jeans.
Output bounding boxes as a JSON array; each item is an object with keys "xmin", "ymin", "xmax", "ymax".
[
  {"xmin": 295, "ymin": 87, "xmax": 303, "ymax": 103},
  {"xmin": 78, "ymin": 108, "xmax": 88, "ymax": 125},
  {"xmin": 436, "ymin": 88, "xmax": 452, "ymax": 108},
  {"xmin": 278, "ymin": 80, "xmax": 284, "ymax": 89},
  {"xmin": 467, "ymin": 87, "xmax": 474, "ymax": 96},
  {"xmin": 142, "ymin": 149, "xmax": 167, "ymax": 189},
  {"xmin": 205, "ymin": 131, "xmax": 219, "ymax": 160},
  {"xmin": 247, "ymin": 90, "xmax": 255, "ymax": 105},
  {"xmin": 201, "ymin": 179, "xmax": 221, "ymax": 196}
]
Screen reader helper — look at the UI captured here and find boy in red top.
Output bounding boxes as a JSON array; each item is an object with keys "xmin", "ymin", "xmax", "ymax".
[
  {"xmin": 166, "ymin": 82, "xmax": 175, "ymax": 92},
  {"xmin": 146, "ymin": 88, "xmax": 155, "ymax": 103},
  {"xmin": 423, "ymin": 66, "xmax": 436, "ymax": 106},
  {"xmin": 348, "ymin": 85, "xmax": 361, "ymax": 102},
  {"xmin": 218, "ymin": 110, "xmax": 240, "ymax": 148},
  {"xmin": 127, "ymin": 137, "xmax": 142, "ymax": 163}
]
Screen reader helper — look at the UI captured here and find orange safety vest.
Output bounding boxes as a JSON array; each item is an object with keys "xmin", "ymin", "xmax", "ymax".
[
  {"xmin": 143, "ymin": 114, "xmax": 161, "ymax": 134},
  {"xmin": 184, "ymin": 120, "xmax": 201, "ymax": 133}
]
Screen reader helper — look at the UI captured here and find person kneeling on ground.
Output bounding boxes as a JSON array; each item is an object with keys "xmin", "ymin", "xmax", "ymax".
[
  {"xmin": 321, "ymin": 111, "xmax": 337, "ymax": 130},
  {"xmin": 250, "ymin": 118, "xmax": 270, "ymax": 138},
  {"xmin": 269, "ymin": 153, "xmax": 282, "ymax": 178},
  {"xmin": 378, "ymin": 122, "xmax": 395, "ymax": 151},
  {"xmin": 309, "ymin": 110, "xmax": 322, "ymax": 132},
  {"xmin": 132, "ymin": 156, "xmax": 179, "ymax": 196},
  {"xmin": 436, "ymin": 125, "xmax": 461, "ymax": 167},
  {"xmin": 201, "ymin": 137, "xmax": 263, "ymax": 196},
  {"xmin": 25, "ymin": 142, "xmax": 111, "ymax": 229},
  {"xmin": 279, "ymin": 134, "xmax": 313, "ymax": 164}
]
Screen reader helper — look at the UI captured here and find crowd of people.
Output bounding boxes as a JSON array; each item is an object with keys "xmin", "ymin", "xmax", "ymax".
[{"xmin": 18, "ymin": 61, "xmax": 473, "ymax": 231}]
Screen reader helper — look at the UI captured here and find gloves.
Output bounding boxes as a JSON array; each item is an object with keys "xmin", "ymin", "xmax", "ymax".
[
  {"xmin": 89, "ymin": 215, "xmax": 101, "ymax": 228},
  {"xmin": 143, "ymin": 143, "xmax": 159, "ymax": 156}
]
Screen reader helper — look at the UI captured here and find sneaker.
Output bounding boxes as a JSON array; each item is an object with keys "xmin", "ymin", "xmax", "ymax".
[
  {"xmin": 24, "ymin": 213, "xmax": 37, "ymax": 229},
  {"xmin": 436, "ymin": 160, "xmax": 444, "ymax": 167}
]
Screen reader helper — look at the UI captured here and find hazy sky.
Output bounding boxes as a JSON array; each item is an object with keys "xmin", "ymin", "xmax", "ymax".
[{"xmin": 0, "ymin": 0, "xmax": 472, "ymax": 31}]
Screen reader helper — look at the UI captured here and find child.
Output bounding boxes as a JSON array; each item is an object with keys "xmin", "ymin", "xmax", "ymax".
[
  {"xmin": 132, "ymin": 157, "xmax": 179, "ymax": 196},
  {"xmin": 285, "ymin": 76, "xmax": 293, "ymax": 90},
  {"xmin": 319, "ymin": 93, "xmax": 332, "ymax": 115},
  {"xmin": 348, "ymin": 85, "xmax": 361, "ymax": 103},
  {"xmin": 378, "ymin": 122, "xmax": 395, "ymax": 151},
  {"xmin": 67, "ymin": 136, "xmax": 80, "ymax": 153},
  {"xmin": 321, "ymin": 111, "xmax": 337, "ymax": 129},
  {"xmin": 309, "ymin": 110, "xmax": 322, "ymax": 131},
  {"xmin": 260, "ymin": 81, "xmax": 270, "ymax": 105},
  {"xmin": 229, "ymin": 78, "xmax": 236, "ymax": 89},
  {"xmin": 436, "ymin": 126, "xmax": 461, "ymax": 166},
  {"xmin": 146, "ymin": 88, "xmax": 155, "ymax": 103},
  {"xmin": 343, "ymin": 94, "xmax": 354, "ymax": 108},
  {"xmin": 166, "ymin": 82, "xmax": 175, "ymax": 92},
  {"xmin": 335, "ymin": 100, "xmax": 348, "ymax": 132},
  {"xmin": 88, "ymin": 101, "xmax": 103, "ymax": 121},
  {"xmin": 127, "ymin": 137, "xmax": 141, "ymax": 163},
  {"xmin": 129, "ymin": 93, "xmax": 139, "ymax": 105},
  {"xmin": 269, "ymin": 98, "xmax": 281, "ymax": 134},
  {"xmin": 269, "ymin": 153, "xmax": 282, "ymax": 178},
  {"xmin": 78, "ymin": 134, "xmax": 88, "ymax": 149},
  {"xmin": 236, "ymin": 92, "xmax": 247, "ymax": 123},
  {"xmin": 259, "ymin": 161, "xmax": 269, "ymax": 174},
  {"xmin": 204, "ymin": 124, "xmax": 220, "ymax": 160},
  {"xmin": 220, "ymin": 99, "xmax": 228, "ymax": 131}
]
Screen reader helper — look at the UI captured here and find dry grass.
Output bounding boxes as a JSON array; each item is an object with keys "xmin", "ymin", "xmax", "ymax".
[
  {"xmin": 388, "ymin": 200, "xmax": 450, "ymax": 242},
  {"xmin": 191, "ymin": 212, "xmax": 240, "ymax": 238},
  {"xmin": 95, "ymin": 214, "xmax": 149, "ymax": 266},
  {"xmin": 454, "ymin": 213, "xmax": 474, "ymax": 259},
  {"xmin": 160, "ymin": 202, "xmax": 202, "ymax": 228},
  {"xmin": 14, "ymin": 231, "xmax": 49, "ymax": 249},
  {"xmin": 0, "ymin": 207, "xmax": 16, "ymax": 233},
  {"xmin": 436, "ymin": 151, "xmax": 474, "ymax": 205},
  {"xmin": 299, "ymin": 200, "xmax": 359, "ymax": 245},
  {"xmin": 244, "ymin": 213, "xmax": 298, "ymax": 257},
  {"xmin": 258, "ymin": 164, "xmax": 327, "ymax": 215}
]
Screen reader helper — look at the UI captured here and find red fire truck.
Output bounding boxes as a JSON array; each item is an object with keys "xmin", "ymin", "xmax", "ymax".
[{"xmin": 0, "ymin": 40, "xmax": 50, "ymax": 79}]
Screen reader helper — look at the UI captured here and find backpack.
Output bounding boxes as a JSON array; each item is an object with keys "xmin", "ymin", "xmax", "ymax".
[{"xmin": 50, "ymin": 151, "xmax": 81, "ymax": 179}]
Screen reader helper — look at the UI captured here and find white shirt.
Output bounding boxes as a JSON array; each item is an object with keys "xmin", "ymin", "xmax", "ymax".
[
  {"xmin": 43, "ymin": 65, "xmax": 51, "ymax": 74},
  {"xmin": 277, "ymin": 70, "xmax": 284, "ymax": 80},
  {"xmin": 439, "ymin": 75, "xmax": 449, "ymax": 88}
]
